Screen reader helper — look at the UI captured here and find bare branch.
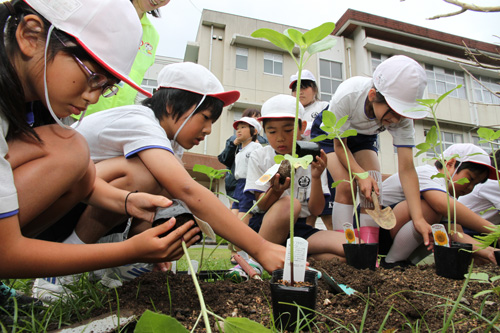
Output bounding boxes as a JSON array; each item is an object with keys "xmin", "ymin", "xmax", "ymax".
[
  {"xmin": 407, "ymin": 0, "xmax": 500, "ymax": 19},
  {"xmin": 457, "ymin": 62, "xmax": 500, "ymax": 101}
]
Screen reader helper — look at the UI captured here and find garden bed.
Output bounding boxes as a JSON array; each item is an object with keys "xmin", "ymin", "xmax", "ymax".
[{"xmin": 90, "ymin": 258, "xmax": 500, "ymax": 331}]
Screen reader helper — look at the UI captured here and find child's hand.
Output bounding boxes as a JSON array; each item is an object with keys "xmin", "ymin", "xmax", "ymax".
[
  {"xmin": 129, "ymin": 218, "xmax": 201, "ymax": 263},
  {"xmin": 356, "ymin": 175, "xmax": 380, "ymax": 202},
  {"xmin": 125, "ymin": 192, "xmax": 171, "ymax": 222},
  {"xmin": 253, "ymin": 241, "xmax": 286, "ymax": 272},
  {"xmin": 310, "ymin": 149, "xmax": 327, "ymax": 179},
  {"xmin": 269, "ymin": 173, "xmax": 290, "ymax": 192}
]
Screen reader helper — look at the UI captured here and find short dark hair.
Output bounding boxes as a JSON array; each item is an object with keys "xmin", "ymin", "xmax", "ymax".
[
  {"xmin": 142, "ymin": 88, "xmax": 224, "ymax": 123},
  {"xmin": 434, "ymin": 160, "xmax": 488, "ymax": 183},
  {"xmin": 242, "ymin": 108, "xmax": 261, "ymax": 118}
]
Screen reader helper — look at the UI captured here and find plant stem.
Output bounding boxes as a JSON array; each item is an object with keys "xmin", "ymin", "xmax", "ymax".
[
  {"xmin": 182, "ymin": 240, "xmax": 211, "ymax": 333},
  {"xmin": 338, "ymin": 138, "xmax": 360, "ymax": 237}
]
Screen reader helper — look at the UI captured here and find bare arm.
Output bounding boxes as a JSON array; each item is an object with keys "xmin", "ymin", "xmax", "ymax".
[
  {"xmin": 308, "ymin": 151, "xmax": 327, "ymax": 216},
  {"xmin": 397, "ymin": 147, "xmax": 432, "ymax": 247},
  {"xmin": 138, "ymin": 148, "xmax": 286, "ymax": 272}
]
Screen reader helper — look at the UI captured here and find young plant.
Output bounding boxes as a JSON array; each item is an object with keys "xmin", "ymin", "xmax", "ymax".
[
  {"xmin": 251, "ymin": 22, "xmax": 336, "ymax": 283},
  {"xmin": 192, "ymin": 164, "xmax": 231, "ymax": 199},
  {"xmin": 311, "ymin": 112, "xmax": 368, "ymax": 238},
  {"xmin": 413, "ymin": 85, "xmax": 470, "ymax": 236}
]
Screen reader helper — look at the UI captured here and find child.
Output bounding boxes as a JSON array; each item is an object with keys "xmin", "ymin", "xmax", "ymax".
[
  {"xmin": 381, "ymin": 143, "xmax": 499, "ymax": 266},
  {"xmin": 290, "ymin": 70, "xmax": 334, "ymax": 230},
  {"xmin": 0, "ymin": 0, "xmax": 194, "ymax": 301},
  {"xmin": 311, "ymin": 55, "xmax": 431, "ymax": 246},
  {"xmin": 458, "ymin": 149, "xmax": 500, "ymax": 230},
  {"xmin": 232, "ymin": 117, "xmax": 263, "ymax": 224},
  {"xmin": 244, "ymin": 94, "xmax": 346, "ymax": 260},
  {"xmin": 35, "ymin": 62, "xmax": 286, "ymax": 297}
]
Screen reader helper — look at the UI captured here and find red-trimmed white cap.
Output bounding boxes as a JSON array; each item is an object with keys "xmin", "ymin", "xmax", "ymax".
[
  {"xmin": 289, "ymin": 69, "xmax": 316, "ymax": 89},
  {"xmin": 233, "ymin": 117, "xmax": 262, "ymax": 133},
  {"xmin": 373, "ymin": 55, "xmax": 428, "ymax": 119},
  {"xmin": 24, "ymin": 0, "xmax": 151, "ymax": 98},
  {"xmin": 157, "ymin": 62, "xmax": 240, "ymax": 107},
  {"xmin": 443, "ymin": 143, "xmax": 499, "ymax": 180},
  {"xmin": 259, "ymin": 94, "xmax": 304, "ymax": 120}
]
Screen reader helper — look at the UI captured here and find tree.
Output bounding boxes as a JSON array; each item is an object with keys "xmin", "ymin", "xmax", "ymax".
[{"xmin": 401, "ymin": 0, "xmax": 500, "ymax": 19}]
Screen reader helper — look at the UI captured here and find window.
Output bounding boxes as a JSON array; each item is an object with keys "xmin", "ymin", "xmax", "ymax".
[
  {"xmin": 473, "ymin": 75, "xmax": 500, "ymax": 104},
  {"xmin": 236, "ymin": 47, "xmax": 248, "ymax": 70},
  {"xmin": 473, "ymin": 136, "xmax": 500, "ymax": 155},
  {"xmin": 424, "ymin": 129, "xmax": 463, "ymax": 157},
  {"xmin": 136, "ymin": 78, "xmax": 158, "ymax": 103},
  {"xmin": 319, "ymin": 59, "xmax": 342, "ymax": 102},
  {"xmin": 371, "ymin": 52, "xmax": 389, "ymax": 72},
  {"xmin": 425, "ymin": 64, "xmax": 466, "ymax": 99},
  {"xmin": 263, "ymin": 52, "xmax": 283, "ymax": 75}
]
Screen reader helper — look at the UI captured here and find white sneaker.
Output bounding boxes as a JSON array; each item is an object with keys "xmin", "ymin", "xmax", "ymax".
[
  {"xmin": 32, "ymin": 276, "xmax": 78, "ymax": 304},
  {"xmin": 100, "ymin": 263, "xmax": 154, "ymax": 288}
]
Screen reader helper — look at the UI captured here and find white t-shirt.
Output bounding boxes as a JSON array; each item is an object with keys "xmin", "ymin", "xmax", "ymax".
[
  {"xmin": 0, "ymin": 113, "xmax": 18, "ymax": 218},
  {"xmin": 244, "ymin": 145, "xmax": 329, "ymax": 218},
  {"xmin": 74, "ymin": 105, "xmax": 173, "ymax": 163},
  {"xmin": 302, "ymin": 100, "xmax": 329, "ymax": 141},
  {"xmin": 329, "ymin": 76, "xmax": 416, "ymax": 147},
  {"xmin": 382, "ymin": 164, "xmax": 446, "ymax": 206},
  {"xmin": 458, "ymin": 179, "xmax": 500, "ymax": 225},
  {"xmin": 234, "ymin": 141, "xmax": 262, "ymax": 180}
]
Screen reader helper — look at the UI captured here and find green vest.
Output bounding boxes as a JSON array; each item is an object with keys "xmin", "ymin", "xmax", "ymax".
[{"xmin": 74, "ymin": 15, "xmax": 159, "ymax": 119}]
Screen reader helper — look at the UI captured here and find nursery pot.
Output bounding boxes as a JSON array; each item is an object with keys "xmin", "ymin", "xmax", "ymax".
[
  {"xmin": 434, "ymin": 241, "xmax": 473, "ymax": 280},
  {"xmin": 343, "ymin": 243, "xmax": 378, "ymax": 270},
  {"xmin": 270, "ymin": 269, "xmax": 318, "ymax": 331},
  {"xmin": 494, "ymin": 251, "xmax": 500, "ymax": 267}
]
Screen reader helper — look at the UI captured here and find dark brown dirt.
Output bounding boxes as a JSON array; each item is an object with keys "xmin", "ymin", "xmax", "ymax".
[{"xmin": 93, "ymin": 259, "xmax": 500, "ymax": 332}]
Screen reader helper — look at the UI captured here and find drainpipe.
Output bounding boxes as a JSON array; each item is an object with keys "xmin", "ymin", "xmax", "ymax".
[
  {"xmin": 346, "ymin": 45, "xmax": 353, "ymax": 78},
  {"xmin": 204, "ymin": 25, "xmax": 215, "ymax": 154}
]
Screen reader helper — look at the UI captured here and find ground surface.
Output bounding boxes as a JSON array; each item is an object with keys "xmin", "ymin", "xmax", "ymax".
[{"xmin": 91, "ymin": 258, "xmax": 500, "ymax": 332}]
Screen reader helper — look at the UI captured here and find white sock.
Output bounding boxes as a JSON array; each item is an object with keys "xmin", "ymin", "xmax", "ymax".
[
  {"xmin": 332, "ymin": 203, "xmax": 353, "ymax": 230},
  {"xmin": 63, "ymin": 230, "xmax": 85, "ymax": 245},
  {"xmin": 385, "ymin": 221, "xmax": 422, "ymax": 263},
  {"xmin": 360, "ymin": 213, "xmax": 378, "ymax": 228}
]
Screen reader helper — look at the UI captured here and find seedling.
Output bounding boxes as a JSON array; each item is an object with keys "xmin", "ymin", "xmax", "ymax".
[{"xmin": 252, "ymin": 22, "xmax": 336, "ymax": 284}]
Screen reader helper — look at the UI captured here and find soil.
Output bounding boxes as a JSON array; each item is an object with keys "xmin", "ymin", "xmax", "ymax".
[{"xmin": 90, "ymin": 258, "xmax": 500, "ymax": 332}]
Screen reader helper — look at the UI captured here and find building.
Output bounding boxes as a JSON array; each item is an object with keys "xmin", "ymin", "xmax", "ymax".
[{"xmin": 142, "ymin": 8, "xmax": 500, "ymax": 192}]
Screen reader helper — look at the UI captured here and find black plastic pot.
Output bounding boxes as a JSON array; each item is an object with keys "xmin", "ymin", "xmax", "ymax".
[
  {"xmin": 270, "ymin": 269, "xmax": 318, "ymax": 331},
  {"xmin": 343, "ymin": 243, "xmax": 378, "ymax": 270},
  {"xmin": 494, "ymin": 250, "xmax": 500, "ymax": 267},
  {"xmin": 434, "ymin": 241, "xmax": 473, "ymax": 280}
]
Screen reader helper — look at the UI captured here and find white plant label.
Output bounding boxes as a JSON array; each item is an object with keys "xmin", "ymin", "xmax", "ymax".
[
  {"xmin": 431, "ymin": 224, "xmax": 450, "ymax": 247},
  {"xmin": 187, "ymin": 260, "xmax": 199, "ymax": 275},
  {"xmin": 283, "ymin": 237, "xmax": 308, "ymax": 282},
  {"xmin": 343, "ymin": 222, "xmax": 357, "ymax": 244},
  {"xmin": 171, "ymin": 261, "xmax": 177, "ymax": 274},
  {"xmin": 255, "ymin": 163, "xmax": 280, "ymax": 186}
]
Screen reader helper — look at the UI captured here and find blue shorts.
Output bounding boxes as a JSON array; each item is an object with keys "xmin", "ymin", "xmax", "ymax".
[
  {"xmin": 248, "ymin": 214, "xmax": 320, "ymax": 246},
  {"xmin": 320, "ymin": 170, "xmax": 335, "ymax": 216},
  {"xmin": 310, "ymin": 111, "xmax": 378, "ymax": 154}
]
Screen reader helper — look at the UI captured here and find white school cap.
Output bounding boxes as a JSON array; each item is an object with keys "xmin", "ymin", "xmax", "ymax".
[
  {"xmin": 233, "ymin": 117, "xmax": 262, "ymax": 133},
  {"xmin": 259, "ymin": 94, "xmax": 305, "ymax": 120},
  {"xmin": 157, "ymin": 62, "xmax": 240, "ymax": 107},
  {"xmin": 373, "ymin": 55, "xmax": 428, "ymax": 119},
  {"xmin": 443, "ymin": 143, "xmax": 498, "ymax": 180},
  {"xmin": 23, "ymin": 0, "xmax": 151, "ymax": 98},
  {"xmin": 289, "ymin": 69, "xmax": 317, "ymax": 89}
]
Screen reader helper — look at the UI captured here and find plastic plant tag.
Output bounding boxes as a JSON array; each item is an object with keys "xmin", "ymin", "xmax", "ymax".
[
  {"xmin": 255, "ymin": 163, "xmax": 280, "ymax": 186},
  {"xmin": 432, "ymin": 224, "xmax": 450, "ymax": 247},
  {"xmin": 194, "ymin": 217, "xmax": 216, "ymax": 240},
  {"xmin": 187, "ymin": 260, "xmax": 199, "ymax": 275},
  {"xmin": 283, "ymin": 237, "xmax": 308, "ymax": 282},
  {"xmin": 343, "ymin": 222, "xmax": 357, "ymax": 244},
  {"xmin": 171, "ymin": 261, "xmax": 177, "ymax": 274}
]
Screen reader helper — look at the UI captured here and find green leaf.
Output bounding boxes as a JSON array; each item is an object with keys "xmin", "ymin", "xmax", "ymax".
[
  {"xmin": 340, "ymin": 129, "xmax": 357, "ymax": 138},
  {"xmin": 417, "ymin": 99, "xmax": 436, "ymax": 108},
  {"xmin": 302, "ymin": 22, "xmax": 335, "ymax": 45},
  {"xmin": 469, "ymin": 272, "xmax": 490, "ymax": 283},
  {"xmin": 274, "ymin": 155, "xmax": 285, "ymax": 164},
  {"xmin": 335, "ymin": 114, "xmax": 348, "ymax": 129},
  {"xmin": 193, "ymin": 164, "xmax": 212, "ymax": 175},
  {"xmin": 477, "ymin": 127, "xmax": 495, "ymax": 140},
  {"xmin": 437, "ymin": 85, "xmax": 462, "ymax": 104},
  {"xmin": 322, "ymin": 110, "xmax": 336, "ymax": 127},
  {"xmin": 331, "ymin": 179, "xmax": 346, "ymax": 188},
  {"xmin": 473, "ymin": 290, "xmax": 493, "ymax": 298},
  {"xmin": 354, "ymin": 171, "xmax": 369, "ymax": 180},
  {"xmin": 416, "ymin": 142, "xmax": 431, "ymax": 151},
  {"xmin": 224, "ymin": 317, "xmax": 272, "ymax": 333},
  {"xmin": 284, "ymin": 28, "xmax": 306, "ymax": 48},
  {"xmin": 311, "ymin": 134, "xmax": 327, "ymax": 142},
  {"xmin": 251, "ymin": 28, "xmax": 294, "ymax": 53},
  {"xmin": 135, "ymin": 310, "xmax": 189, "ymax": 333},
  {"xmin": 431, "ymin": 173, "xmax": 445, "ymax": 179},
  {"xmin": 307, "ymin": 38, "xmax": 336, "ymax": 55},
  {"xmin": 425, "ymin": 126, "xmax": 438, "ymax": 145},
  {"xmin": 454, "ymin": 177, "xmax": 470, "ymax": 185}
]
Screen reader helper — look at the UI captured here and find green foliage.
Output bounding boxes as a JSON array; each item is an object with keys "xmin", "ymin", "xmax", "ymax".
[
  {"xmin": 135, "ymin": 310, "xmax": 189, "ymax": 332},
  {"xmin": 274, "ymin": 154, "xmax": 312, "ymax": 170},
  {"xmin": 224, "ymin": 317, "xmax": 272, "ymax": 332},
  {"xmin": 414, "ymin": 85, "xmax": 466, "ymax": 234}
]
